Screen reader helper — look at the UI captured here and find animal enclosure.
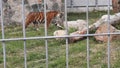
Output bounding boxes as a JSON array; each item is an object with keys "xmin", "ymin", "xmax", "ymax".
[{"xmin": 0, "ymin": 0, "xmax": 120, "ymax": 68}]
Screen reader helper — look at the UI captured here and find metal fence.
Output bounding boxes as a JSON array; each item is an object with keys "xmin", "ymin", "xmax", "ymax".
[{"xmin": 0, "ymin": 0, "xmax": 120, "ymax": 68}]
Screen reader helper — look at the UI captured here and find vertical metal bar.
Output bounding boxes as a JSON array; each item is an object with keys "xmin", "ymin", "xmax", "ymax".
[
  {"xmin": 2, "ymin": 43, "xmax": 6, "ymax": 68},
  {"xmin": 43, "ymin": 0, "xmax": 48, "ymax": 68},
  {"xmin": 64, "ymin": 0, "xmax": 69, "ymax": 68},
  {"xmin": 107, "ymin": 0, "xmax": 111, "ymax": 68},
  {"xmin": 45, "ymin": 39, "xmax": 48, "ymax": 68},
  {"xmin": 0, "ymin": 0, "xmax": 6, "ymax": 68},
  {"xmin": 22, "ymin": 0, "xmax": 27, "ymax": 68},
  {"xmin": 95, "ymin": 0, "xmax": 98, "ymax": 10},
  {"xmin": 71, "ymin": 0, "xmax": 73, "ymax": 8},
  {"xmin": 86, "ymin": 0, "xmax": 90, "ymax": 68}
]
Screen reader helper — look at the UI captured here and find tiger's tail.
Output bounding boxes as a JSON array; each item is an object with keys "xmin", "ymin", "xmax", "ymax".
[
  {"xmin": 25, "ymin": 18, "xmax": 30, "ymax": 28},
  {"xmin": 25, "ymin": 17, "xmax": 34, "ymax": 28}
]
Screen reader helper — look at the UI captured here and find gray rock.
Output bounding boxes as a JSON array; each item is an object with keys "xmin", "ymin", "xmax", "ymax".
[
  {"xmin": 53, "ymin": 30, "xmax": 66, "ymax": 40},
  {"xmin": 95, "ymin": 23, "xmax": 120, "ymax": 42},
  {"xmin": 63, "ymin": 19, "xmax": 87, "ymax": 30},
  {"xmin": 7, "ymin": 0, "xmax": 30, "ymax": 24}
]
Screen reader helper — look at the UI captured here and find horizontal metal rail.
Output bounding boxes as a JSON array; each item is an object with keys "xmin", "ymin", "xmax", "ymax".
[
  {"xmin": 67, "ymin": 5, "xmax": 112, "ymax": 8},
  {"xmin": 0, "ymin": 32, "xmax": 119, "ymax": 42}
]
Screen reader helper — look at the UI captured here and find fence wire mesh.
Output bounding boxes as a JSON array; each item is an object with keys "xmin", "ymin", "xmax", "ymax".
[{"xmin": 0, "ymin": 0, "xmax": 120, "ymax": 68}]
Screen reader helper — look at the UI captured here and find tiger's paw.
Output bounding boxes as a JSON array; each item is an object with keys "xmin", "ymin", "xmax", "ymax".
[{"xmin": 36, "ymin": 28, "xmax": 39, "ymax": 31}]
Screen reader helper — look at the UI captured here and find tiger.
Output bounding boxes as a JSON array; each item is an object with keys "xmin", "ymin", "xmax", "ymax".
[{"xmin": 25, "ymin": 11, "xmax": 63, "ymax": 30}]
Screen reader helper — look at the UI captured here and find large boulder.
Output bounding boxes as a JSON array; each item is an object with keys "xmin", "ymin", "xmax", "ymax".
[
  {"xmin": 95, "ymin": 23, "xmax": 120, "ymax": 42},
  {"xmin": 63, "ymin": 19, "xmax": 87, "ymax": 30},
  {"xmin": 69, "ymin": 30, "xmax": 86, "ymax": 43},
  {"xmin": 53, "ymin": 30, "xmax": 66, "ymax": 40}
]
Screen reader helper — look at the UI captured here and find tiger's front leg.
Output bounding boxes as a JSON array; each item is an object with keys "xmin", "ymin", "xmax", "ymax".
[{"xmin": 33, "ymin": 21, "xmax": 39, "ymax": 31}]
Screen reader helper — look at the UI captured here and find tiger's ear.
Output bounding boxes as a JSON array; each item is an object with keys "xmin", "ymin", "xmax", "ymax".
[
  {"xmin": 60, "ymin": 12, "xmax": 64, "ymax": 18},
  {"xmin": 57, "ymin": 11, "xmax": 64, "ymax": 18}
]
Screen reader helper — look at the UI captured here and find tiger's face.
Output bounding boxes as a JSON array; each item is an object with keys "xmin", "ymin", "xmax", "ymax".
[{"xmin": 52, "ymin": 12, "xmax": 64, "ymax": 29}]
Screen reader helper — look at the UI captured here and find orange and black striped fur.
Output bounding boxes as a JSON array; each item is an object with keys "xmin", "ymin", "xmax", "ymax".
[{"xmin": 25, "ymin": 11, "xmax": 63, "ymax": 30}]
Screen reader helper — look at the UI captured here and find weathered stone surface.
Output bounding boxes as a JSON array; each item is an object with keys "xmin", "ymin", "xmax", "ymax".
[
  {"xmin": 53, "ymin": 30, "xmax": 66, "ymax": 40},
  {"xmin": 8, "ymin": 0, "xmax": 22, "ymax": 8},
  {"xmin": 7, "ymin": 0, "xmax": 29, "ymax": 24},
  {"xmin": 63, "ymin": 19, "xmax": 87, "ymax": 30},
  {"xmin": 50, "ymin": 0, "xmax": 62, "ymax": 11},
  {"xmin": 95, "ymin": 23, "xmax": 120, "ymax": 42},
  {"xmin": 27, "ymin": 0, "xmax": 62, "ymax": 11},
  {"xmin": 27, "ymin": 0, "xmax": 42, "ymax": 6},
  {"xmin": 0, "ymin": 1, "xmax": 14, "ymax": 25},
  {"xmin": 69, "ymin": 30, "xmax": 86, "ymax": 43},
  {"xmin": 11, "ymin": 5, "xmax": 29, "ymax": 23}
]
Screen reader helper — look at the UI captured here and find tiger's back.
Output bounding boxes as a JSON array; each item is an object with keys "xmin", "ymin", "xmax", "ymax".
[{"xmin": 25, "ymin": 12, "xmax": 44, "ymax": 28}]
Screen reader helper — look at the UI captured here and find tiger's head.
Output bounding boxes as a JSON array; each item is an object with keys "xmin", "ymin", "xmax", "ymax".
[{"xmin": 52, "ymin": 11, "xmax": 64, "ymax": 29}]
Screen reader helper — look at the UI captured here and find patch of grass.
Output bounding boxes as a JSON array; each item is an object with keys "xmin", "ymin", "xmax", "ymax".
[
  {"xmin": 49, "ymin": 56, "xmax": 66, "ymax": 68},
  {"xmin": 113, "ymin": 21, "xmax": 120, "ymax": 30}
]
